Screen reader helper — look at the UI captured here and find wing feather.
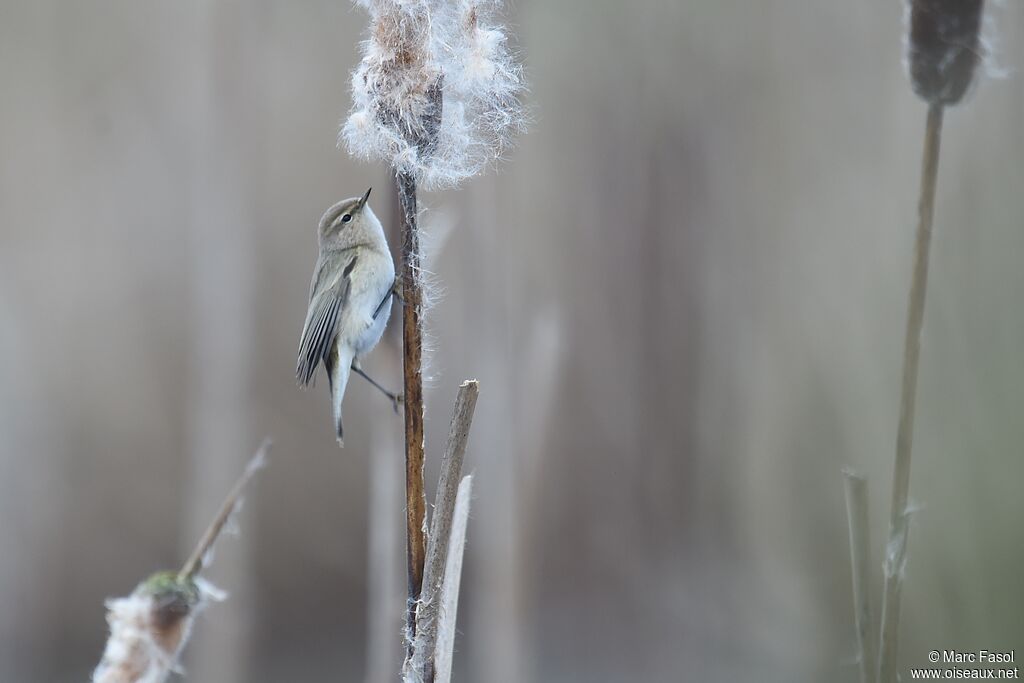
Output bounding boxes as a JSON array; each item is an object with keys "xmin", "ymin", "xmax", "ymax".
[{"xmin": 296, "ymin": 253, "xmax": 357, "ymax": 386}]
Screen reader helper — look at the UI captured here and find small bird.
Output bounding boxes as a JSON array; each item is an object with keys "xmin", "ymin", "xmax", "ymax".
[{"xmin": 296, "ymin": 188, "xmax": 397, "ymax": 445}]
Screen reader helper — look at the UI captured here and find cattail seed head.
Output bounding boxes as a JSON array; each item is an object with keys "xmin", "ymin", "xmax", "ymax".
[
  {"xmin": 92, "ymin": 573, "xmax": 224, "ymax": 683},
  {"xmin": 342, "ymin": 0, "xmax": 526, "ymax": 189},
  {"xmin": 906, "ymin": 0, "xmax": 985, "ymax": 105}
]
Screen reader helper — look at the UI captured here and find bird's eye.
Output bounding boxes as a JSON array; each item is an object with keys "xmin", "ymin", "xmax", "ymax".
[{"xmin": 341, "ymin": 213, "xmax": 352, "ymax": 223}]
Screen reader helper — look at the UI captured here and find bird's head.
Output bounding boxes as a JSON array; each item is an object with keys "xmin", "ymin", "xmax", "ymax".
[{"xmin": 317, "ymin": 187, "xmax": 383, "ymax": 250}]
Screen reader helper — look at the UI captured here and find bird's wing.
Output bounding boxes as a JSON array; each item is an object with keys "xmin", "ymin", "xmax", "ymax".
[{"xmin": 296, "ymin": 252, "xmax": 359, "ymax": 386}]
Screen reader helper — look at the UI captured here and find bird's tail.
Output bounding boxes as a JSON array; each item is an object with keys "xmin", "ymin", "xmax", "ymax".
[{"xmin": 330, "ymin": 345, "xmax": 355, "ymax": 447}]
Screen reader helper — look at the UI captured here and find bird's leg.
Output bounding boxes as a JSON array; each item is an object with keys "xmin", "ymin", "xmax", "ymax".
[
  {"xmin": 391, "ymin": 278, "xmax": 405, "ymax": 307},
  {"xmin": 372, "ymin": 291, "xmax": 391, "ymax": 321},
  {"xmin": 372, "ymin": 278, "xmax": 405, "ymax": 321},
  {"xmin": 351, "ymin": 362, "xmax": 403, "ymax": 413}
]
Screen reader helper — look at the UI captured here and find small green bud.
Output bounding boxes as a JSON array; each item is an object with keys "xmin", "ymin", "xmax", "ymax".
[{"xmin": 138, "ymin": 571, "xmax": 200, "ymax": 628}]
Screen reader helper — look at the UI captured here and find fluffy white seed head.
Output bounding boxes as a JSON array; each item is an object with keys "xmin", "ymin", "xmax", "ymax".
[
  {"xmin": 92, "ymin": 576, "xmax": 223, "ymax": 683},
  {"xmin": 342, "ymin": 0, "xmax": 526, "ymax": 189}
]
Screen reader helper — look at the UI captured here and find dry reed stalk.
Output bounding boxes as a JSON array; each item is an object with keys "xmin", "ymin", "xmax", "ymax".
[
  {"xmin": 877, "ymin": 102, "xmax": 943, "ymax": 683},
  {"xmin": 407, "ymin": 380, "xmax": 480, "ymax": 681},
  {"xmin": 842, "ymin": 469, "xmax": 876, "ymax": 683},
  {"xmin": 433, "ymin": 476, "xmax": 474, "ymax": 683}
]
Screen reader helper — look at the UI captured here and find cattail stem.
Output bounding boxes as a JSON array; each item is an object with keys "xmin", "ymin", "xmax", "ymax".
[
  {"xmin": 179, "ymin": 438, "xmax": 270, "ymax": 580},
  {"xmin": 877, "ymin": 103, "xmax": 944, "ymax": 683},
  {"xmin": 397, "ymin": 169, "xmax": 428, "ymax": 647},
  {"xmin": 843, "ymin": 469, "xmax": 876, "ymax": 683}
]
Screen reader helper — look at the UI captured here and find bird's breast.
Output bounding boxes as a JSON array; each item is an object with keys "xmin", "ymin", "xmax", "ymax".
[{"xmin": 340, "ymin": 251, "xmax": 394, "ymax": 357}]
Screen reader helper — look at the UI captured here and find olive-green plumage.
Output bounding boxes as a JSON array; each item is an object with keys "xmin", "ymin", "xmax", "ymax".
[{"xmin": 296, "ymin": 188, "xmax": 395, "ymax": 445}]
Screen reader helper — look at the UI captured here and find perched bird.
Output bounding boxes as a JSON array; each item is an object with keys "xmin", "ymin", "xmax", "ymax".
[{"xmin": 296, "ymin": 188, "xmax": 396, "ymax": 445}]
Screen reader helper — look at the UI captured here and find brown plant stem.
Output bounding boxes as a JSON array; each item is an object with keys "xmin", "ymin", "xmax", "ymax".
[
  {"xmin": 396, "ymin": 169, "xmax": 427, "ymax": 646},
  {"xmin": 843, "ymin": 468, "xmax": 876, "ymax": 683},
  {"xmin": 877, "ymin": 103, "xmax": 944, "ymax": 683},
  {"xmin": 179, "ymin": 438, "xmax": 270, "ymax": 581}
]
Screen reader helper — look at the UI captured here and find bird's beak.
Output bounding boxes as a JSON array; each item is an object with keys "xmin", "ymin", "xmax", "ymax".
[{"xmin": 358, "ymin": 187, "xmax": 372, "ymax": 210}]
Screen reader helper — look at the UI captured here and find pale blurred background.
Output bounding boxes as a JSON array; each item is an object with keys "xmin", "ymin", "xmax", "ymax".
[{"xmin": 1, "ymin": 1, "xmax": 1023, "ymax": 681}]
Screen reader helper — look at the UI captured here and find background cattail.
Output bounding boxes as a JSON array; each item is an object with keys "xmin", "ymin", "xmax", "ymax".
[
  {"xmin": 92, "ymin": 574, "xmax": 223, "ymax": 683},
  {"xmin": 874, "ymin": 3, "xmax": 988, "ymax": 682},
  {"xmin": 92, "ymin": 445, "xmax": 266, "ymax": 683},
  {"xmin": 906, "ymin": 0, "xmax": 986, "ymax": 104}
]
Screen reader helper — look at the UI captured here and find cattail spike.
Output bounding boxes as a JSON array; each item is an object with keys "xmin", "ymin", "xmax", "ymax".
[
  {"xmin": 343, "ymin": 0, "xmax": 526, "ymax": 189},
  {"xmin": 906, "ymin": 0, "xmax": 985, "ymax": 105}
]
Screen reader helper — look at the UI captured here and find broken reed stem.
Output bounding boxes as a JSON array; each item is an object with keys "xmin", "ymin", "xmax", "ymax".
[
  {"xmin": 433, "ymin": 475, "xmax": 474, "ymax": 683},
  {"xmin": 397, "ymin": 169, "xmax": 428, "ymax": 647},
  {"xmin": 179, "ymin": 437, "xmax": 270, "ymax": 580},
  {"xmin": 408, "ymin": 380, "xmax": 480, "ymax": 682},
  {"xmin": 843, "ymin": 469, "xmax": 876, "ymax": 683},
  {"xmin": 877, "ymin": 103, "xmax": 944, "ymax": 683}
]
